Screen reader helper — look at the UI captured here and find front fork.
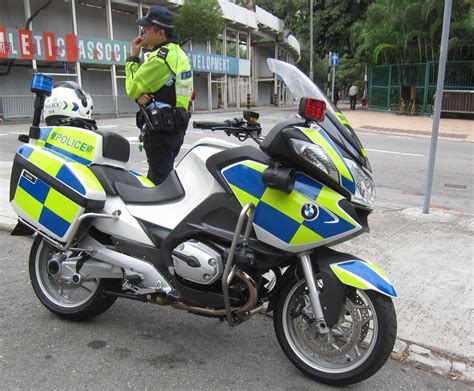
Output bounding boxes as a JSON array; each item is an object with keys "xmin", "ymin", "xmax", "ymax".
[{"xmin": 298, "ymin": 253, "xmax": 330, "ymax": 334}]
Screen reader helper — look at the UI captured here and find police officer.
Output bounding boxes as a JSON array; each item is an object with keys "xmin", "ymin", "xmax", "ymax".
[{"xmin": 126, "ymin": 6, "xmax": 192, "ymax": 185}]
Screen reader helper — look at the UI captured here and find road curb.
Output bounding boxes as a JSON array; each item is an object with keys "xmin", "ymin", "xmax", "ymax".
[
  {"xmin": 355, "ymin": 126, "xmax": 471, "ymax": 142},
  {"xmin": 393, "ymin": 339, "xmax": 474, "ymax": 384}
]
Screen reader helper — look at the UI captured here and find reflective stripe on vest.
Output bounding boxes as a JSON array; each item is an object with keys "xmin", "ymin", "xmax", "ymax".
[{"xmin": 148, "ymin": 43, "xmax": 192, "ymax": 109}]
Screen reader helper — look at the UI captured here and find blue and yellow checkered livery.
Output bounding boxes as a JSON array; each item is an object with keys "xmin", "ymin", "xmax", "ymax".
[
  {"xmin": 10, "ymin": 144, "xmax": 106, "ymax": 242},
  {"xmin": 330, "ymin": 260, "xmax": 397, "ymax": 298},
  {"xmin": 221, "ymin": 160, "xmax": 362, "ymax": 252}
]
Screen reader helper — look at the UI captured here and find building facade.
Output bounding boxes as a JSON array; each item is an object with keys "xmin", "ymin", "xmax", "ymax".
[{"xmin": 0, "ymin": 0, "xmax": 300, "ymax": 120}]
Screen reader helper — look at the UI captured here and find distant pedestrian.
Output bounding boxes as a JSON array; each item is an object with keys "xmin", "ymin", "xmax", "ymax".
[{"xmin": 349, "ymin": 83, "xmax": 359, "ymax": 110}]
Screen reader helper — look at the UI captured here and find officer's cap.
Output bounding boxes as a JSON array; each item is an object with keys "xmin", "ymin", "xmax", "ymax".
[{"xmin": 137, "ymin": 6, "xmax": 174, "ymax": 29}]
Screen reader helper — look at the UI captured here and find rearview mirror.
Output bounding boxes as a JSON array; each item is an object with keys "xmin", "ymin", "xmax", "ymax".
[{"xmin": 243, "ymin": 110, "xmax": 259, "ymax": 123}]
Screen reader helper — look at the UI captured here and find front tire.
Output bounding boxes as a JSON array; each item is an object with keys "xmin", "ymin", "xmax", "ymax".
[
  {"xmin": 273, "ymin": 274, "xmax": 397, "ymax": 386},
  {"xmin": 29, "ymin": 235, "xmax": 121, "ymax": 321}
]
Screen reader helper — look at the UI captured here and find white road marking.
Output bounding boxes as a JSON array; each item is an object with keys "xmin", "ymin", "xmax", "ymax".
[
  {"xmin": 386, "ymin": 135, "xmax": 412, "ymax": 140},
  {"xmin": 99, "ymin": 125, "xmax": 118, "ymax": 128},
  {"xmin": 365, "ymin": 148, "xmax": 423, "ymax": 157},
  {"xmin": 0, "ymin": 134, "xmax": 7, "ymax": 136},
  {"xmin": 9, "ymin": 131, "xmax": 23, "ymax": 134}
]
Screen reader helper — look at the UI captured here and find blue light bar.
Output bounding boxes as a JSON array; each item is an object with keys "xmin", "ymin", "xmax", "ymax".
[{"xmin": 31, "ymin": 74, "xmax": 54, "ymax": 96}]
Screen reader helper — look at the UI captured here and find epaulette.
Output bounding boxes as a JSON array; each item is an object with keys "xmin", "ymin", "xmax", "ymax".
[{"xmin": 156, "ymin": 46, "xmax": 169, "ymax": 60}]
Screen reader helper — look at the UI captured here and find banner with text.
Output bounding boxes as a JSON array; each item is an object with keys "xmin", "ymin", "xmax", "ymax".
[
  {"xmin": 0, "ymin": 27, "xmax": 240, "ymax": 74},
  {"xmin": 0, "ymin": 27, "xmax": 130, "ymax": 65},
  {"xmin": 187, "ymin": 51, "xmax": 239, "ymax": 75}
]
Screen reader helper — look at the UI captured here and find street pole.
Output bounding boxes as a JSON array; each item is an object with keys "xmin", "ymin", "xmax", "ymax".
[
  {"xmin": 309, "ymin": 0, "xmax": 314, "ymax": 81},
  {"xmin": 327, "ymin": 64, "xmax": 331, "ymax": 96},
  {"xmin": 331, "ymin": 66, "xmax": 335, "ymax": 102},
  {"xmin": 423, "ymin": 0, "xmax": 452, "ymax": 214}
]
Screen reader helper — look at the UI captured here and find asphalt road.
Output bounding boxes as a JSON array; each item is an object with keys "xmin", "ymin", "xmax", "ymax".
[
  {"xmin": 1, "ymin": 107, "xmax": 472, "ymax": 213},
  {"xmin": 0, "ymin": 232, "xmax": 470, "ymax": 390}
]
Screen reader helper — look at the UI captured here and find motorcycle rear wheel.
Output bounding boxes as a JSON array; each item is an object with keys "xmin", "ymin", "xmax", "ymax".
[
  {"xmin": 29, "ymin": 235, "xmax": 121, "ymax": 321},
  {"xmin": 273, "ymin": 275, "xmax": 396, "ymax": 386}
]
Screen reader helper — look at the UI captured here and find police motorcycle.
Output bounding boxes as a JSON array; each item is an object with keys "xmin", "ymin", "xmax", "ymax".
[{"xmin": 10, "ymin": 59, "xmax": 397, "ymax": 386}]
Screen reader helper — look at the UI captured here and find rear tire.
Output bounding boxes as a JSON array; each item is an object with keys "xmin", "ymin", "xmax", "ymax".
[
  {"xmin": 29, "ymin": 235, "xmax": 121, "ymax": 321},
  {"xmin": 273, "ymin": 274, "xmax": 397, "ymax": 386}
]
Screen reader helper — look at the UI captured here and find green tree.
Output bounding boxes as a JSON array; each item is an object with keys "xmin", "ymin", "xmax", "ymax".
[
  {"xmin": 354, "ymin": 0, "xmax": 473, "ymax": 65},
  {"xmin": 256, "ymin": 0, "xmax": 371, "ymax": 87},
  {"xmin": 175, "ymin": 0, "xmax": 224, "ymax": 44},
  {"xmin": 256, "ymin": 0, "xmax": 371, "ymax": 57}
]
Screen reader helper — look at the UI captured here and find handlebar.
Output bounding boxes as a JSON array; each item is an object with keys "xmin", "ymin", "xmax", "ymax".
[
  {"xmin": 193, "ymin": 118, "xmax": 262, "ymax": 144},
  {"xmin": 193, "ymin": 120, "xmax": 232, "ymax": 129}
]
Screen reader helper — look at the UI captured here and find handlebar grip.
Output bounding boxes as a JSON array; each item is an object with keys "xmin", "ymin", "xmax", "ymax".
[{"xmin": 193, "ymin": 121, "xmax": 228, "ymax": 129}]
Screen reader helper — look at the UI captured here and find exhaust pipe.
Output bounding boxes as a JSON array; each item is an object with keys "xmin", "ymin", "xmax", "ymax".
[{"xmin": 170, "ymin": 270, "xmax": 258, "ymax": 317}]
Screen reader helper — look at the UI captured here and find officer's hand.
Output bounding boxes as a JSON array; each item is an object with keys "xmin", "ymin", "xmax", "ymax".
[
  {"xmin": 137, "ymin": 93, "xmax": 152, "ymax": 106},
  {"xmin": 130, "ymin": 36, "xmax": 143, "ymax": 57}
]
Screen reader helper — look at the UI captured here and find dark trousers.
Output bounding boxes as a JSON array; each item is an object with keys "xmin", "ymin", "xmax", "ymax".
[
  {"xmin": 143, "ymin": 128, "xmax": 186, "ymax": 186},
  {"xmin": 350, "ymin": 95, "xmax": 357, "ymax": 110}
]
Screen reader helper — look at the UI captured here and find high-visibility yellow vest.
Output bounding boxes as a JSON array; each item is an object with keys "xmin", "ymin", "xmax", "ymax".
[{"xmin": 126, "ymin": 42, "xmax": 192, "ymax": 110}]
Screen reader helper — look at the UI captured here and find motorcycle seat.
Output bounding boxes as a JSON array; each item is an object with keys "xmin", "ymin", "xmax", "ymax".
[
  {"xmin": 89, "ymin": 164, "xmax": 145, "ymax": 195},
  {"xmin": 114, "ymin": 170, "xmax": 185, "ymax": 204}
]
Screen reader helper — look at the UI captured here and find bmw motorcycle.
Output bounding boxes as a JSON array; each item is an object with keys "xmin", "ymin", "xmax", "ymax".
[{"xmin": 10, "ymin": 59, "xmax": 397, "ymax": 386}]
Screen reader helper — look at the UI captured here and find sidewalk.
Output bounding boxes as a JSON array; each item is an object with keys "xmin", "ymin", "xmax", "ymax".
[{"xmin": 341, "ymin": 106, "xmax": 474, "ymax": 142}]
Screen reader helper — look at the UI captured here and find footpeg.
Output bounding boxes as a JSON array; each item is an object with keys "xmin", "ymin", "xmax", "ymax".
[
  {"xmin": 125, "ymin": 272, "xmax": 143, "ymax": 284},
  {"xmin": 167, "ymin": 289, "xmax": 181, "ymax": 300}
]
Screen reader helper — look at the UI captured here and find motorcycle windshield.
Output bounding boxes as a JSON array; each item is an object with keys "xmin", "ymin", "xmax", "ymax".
[{"xmin": 267, "ymin": 58, "xmax": 367, "ymax": 166}]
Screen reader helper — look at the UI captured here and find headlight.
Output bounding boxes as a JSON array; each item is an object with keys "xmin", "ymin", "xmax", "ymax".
[
  {"xmin": 290, "ymin": 139, "xmax": 339, "ymax": 183},
  {"xmin": 345, "ymin": 159, "xmax": 376, "ymax": 207}
]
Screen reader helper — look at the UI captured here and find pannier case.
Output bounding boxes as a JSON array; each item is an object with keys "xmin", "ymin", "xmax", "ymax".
[{"xmin": 10, "ymin": 142, "xmax": 106, "ymax": 242}]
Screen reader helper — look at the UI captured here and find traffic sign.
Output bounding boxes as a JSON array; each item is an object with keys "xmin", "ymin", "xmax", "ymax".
[{"xmin": 329, "ymin": 51, "xmax": 340, "ymax": 67}]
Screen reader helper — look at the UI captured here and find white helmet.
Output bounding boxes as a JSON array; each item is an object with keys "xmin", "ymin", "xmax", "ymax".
[{"xmin": 44, "ymin": 81, "xmax": 94, "ymax": 126}]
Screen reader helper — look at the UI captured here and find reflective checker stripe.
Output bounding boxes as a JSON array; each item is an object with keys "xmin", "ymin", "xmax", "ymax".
[
  {"xmin": 19, "ymin": 145, "xmax": 85, "ymax": 195},
  {"xmin": 330, "ymin": 260, "xmax": 398, "ymax": 297},
  {"xmin": 222, "ymin": 161, "xmax": 358, "ymax": 245},
  {"xmin": 14, "ymin": 170, "xmax": 82, "ymax": 238},
  {"xmin": 18, "ymin": 144, "xmax": 104, "ymax": 195}
]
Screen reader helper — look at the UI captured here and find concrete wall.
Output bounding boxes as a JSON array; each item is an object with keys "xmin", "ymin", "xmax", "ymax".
[
  {"xmin": 29, "ymin": 0, "xmax": 73, "ymax": 34},
  {"xmin": 0, "ymin": 0, "xmax": 26, "ymax": 28}
]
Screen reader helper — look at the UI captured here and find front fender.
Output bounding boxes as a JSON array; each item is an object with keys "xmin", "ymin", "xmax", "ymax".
[{"xmin": 330, "ymin": 260, "xmax": 397, "ymax": 298}]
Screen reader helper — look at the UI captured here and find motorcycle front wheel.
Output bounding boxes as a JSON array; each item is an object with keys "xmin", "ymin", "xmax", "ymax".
[
  {"xmin": 29, "ymin": 235, "xmax": 121, "ymax": 321},
  {"xmin": 273, "ymin": 275, "xmax": 397, "ymax": 386}
]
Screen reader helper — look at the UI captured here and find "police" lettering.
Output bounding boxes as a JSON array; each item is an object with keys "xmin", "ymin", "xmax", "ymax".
[{"xmin": 50, "ymin": 131, "xmax": 94, "ymax": 155}]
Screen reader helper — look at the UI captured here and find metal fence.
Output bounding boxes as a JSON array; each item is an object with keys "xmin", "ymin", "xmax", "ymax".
[
  {"xmin": 0, "ymin": 94, "xmax": 138, "ymax": 121},
  {"xmin": 368, "ymin": 61, "xmax": 474, "ymax": 115}
]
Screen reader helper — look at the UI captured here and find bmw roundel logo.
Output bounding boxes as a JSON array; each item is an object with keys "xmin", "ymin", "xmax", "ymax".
[{"xmin": 301, "ymin": 203, "xmax": 319, "ymax": 221}]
